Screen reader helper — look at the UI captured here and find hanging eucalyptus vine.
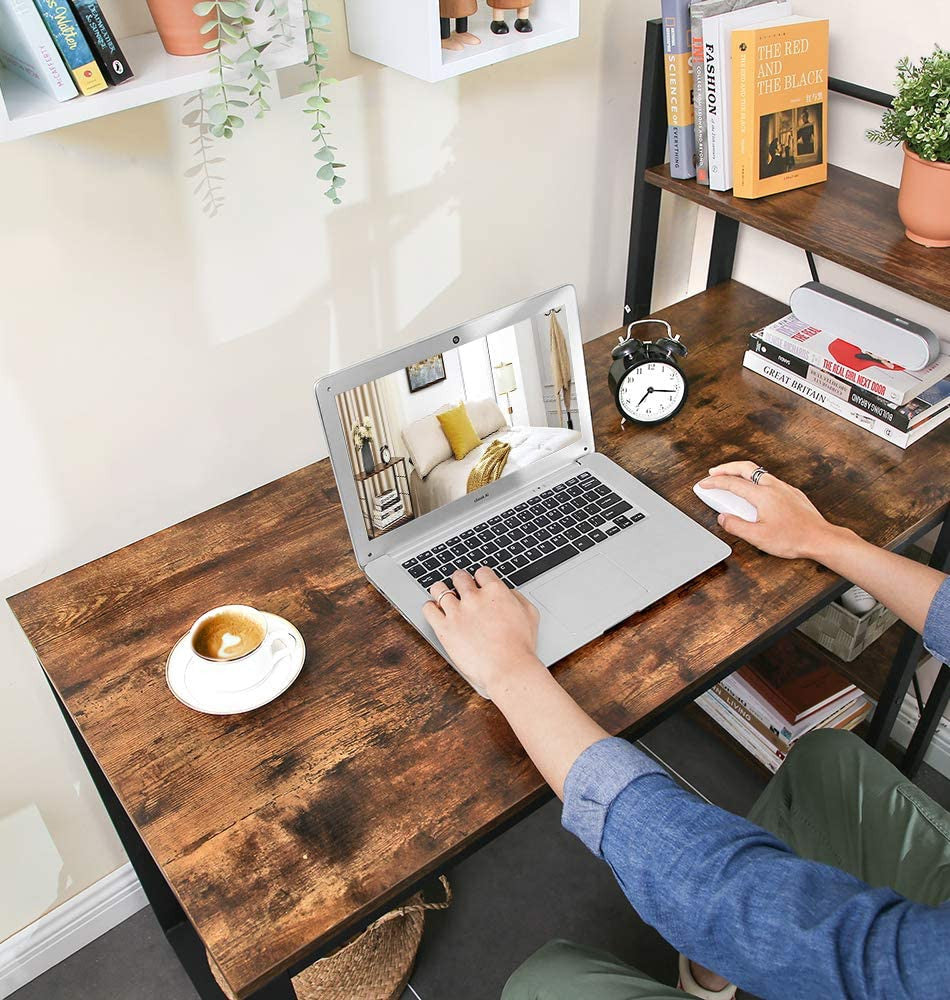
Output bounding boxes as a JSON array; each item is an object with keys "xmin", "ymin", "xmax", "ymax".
[{"xmin": 186, "ymin": 0, "xmax": 345, "ymax": 208}]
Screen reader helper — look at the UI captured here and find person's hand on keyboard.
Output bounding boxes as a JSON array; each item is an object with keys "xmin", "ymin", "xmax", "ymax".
[
  {"xmin": 424, "ymin": 567, "xmax": 542, "ymax": 697},
  {"xmin": 699, "ymin": 460, "xmax": 834, "ymax": 560}
]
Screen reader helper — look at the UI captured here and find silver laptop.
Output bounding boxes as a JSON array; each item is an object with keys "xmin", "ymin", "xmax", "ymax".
[{"xmin": 315, "ymin": 286, "xmax": 730, "ymax": 697}]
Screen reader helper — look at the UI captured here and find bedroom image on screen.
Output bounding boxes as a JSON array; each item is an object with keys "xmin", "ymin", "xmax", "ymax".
[{"xmin": 336, "ymin": 307, "xmax": 581, "ymax": 538}]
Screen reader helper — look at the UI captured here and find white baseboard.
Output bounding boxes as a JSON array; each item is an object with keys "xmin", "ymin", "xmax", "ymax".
[{"xmin": 0, "ymin": 863, "xmax": 146, "ymax": 999}]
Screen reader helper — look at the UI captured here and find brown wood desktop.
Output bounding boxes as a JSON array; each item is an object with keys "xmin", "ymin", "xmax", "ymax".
[{"xmin": 8, "ymin": 282, "xmax": 949, "ymax": 1000}]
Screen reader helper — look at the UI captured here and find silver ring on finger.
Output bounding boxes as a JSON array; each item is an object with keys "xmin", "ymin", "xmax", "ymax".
[
  {"xmin": 437, "ymin": 590, "xmax": 457, "ymax": 610},
  {"xmin": 751, "ymin": 467, "xmax": 768, "ymax": 485}
]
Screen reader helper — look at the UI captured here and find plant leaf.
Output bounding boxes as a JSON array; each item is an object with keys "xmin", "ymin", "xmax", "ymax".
[
  {"xmin": 193, "ymin": 1, "xmax": 216, "ymax": 15},
  {"xmin": 316, "ymin": 162, "xmax": 335, "ymax": 180}
]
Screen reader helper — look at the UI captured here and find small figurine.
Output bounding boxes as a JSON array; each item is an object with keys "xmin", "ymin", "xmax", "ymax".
[
  {"xmin": 488, "ymin": 0, "xmax": 532, "ymax": 34},
  {"xmin": 440, "ymin": 0, "xmax": 481, "ymax": 51}
]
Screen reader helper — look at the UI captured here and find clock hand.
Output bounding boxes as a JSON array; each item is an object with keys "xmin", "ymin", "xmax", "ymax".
[
  {"xmin": 650, "ymin": 389, "xmax": 678, "ymax": 393},
  {"xmin": 636, "ymin": 388, "xmax": 652, "ymax": 407}
]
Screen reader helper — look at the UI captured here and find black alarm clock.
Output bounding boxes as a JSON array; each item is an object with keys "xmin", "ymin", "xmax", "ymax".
[{"xmin": 607, "ymin": 319, "xmax": 689, "ymax": 428}]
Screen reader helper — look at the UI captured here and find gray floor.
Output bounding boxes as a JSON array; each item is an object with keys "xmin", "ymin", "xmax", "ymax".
[{"xmin": 12, "ymin": 708, "xmax": 948, "ymax": 1000}]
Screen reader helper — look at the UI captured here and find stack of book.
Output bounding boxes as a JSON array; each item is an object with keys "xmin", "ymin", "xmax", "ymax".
[
  {"xmin": 663, "ymin": 0, "xmax": 829, "ymax": 199},
  {"xmin": 697, "ymin": 639, "xmax": 871, "ymax": 773},
  {"xmin": 372, "ymin": 489, "xmax": 405, "ymax": 532},
  {"xmin": 0, "ymin": 0, "xmax": 133, "ymax": 103},
  {"xmin": 745, "ymin": 314, "xmax": 950, "ymax": 448}
]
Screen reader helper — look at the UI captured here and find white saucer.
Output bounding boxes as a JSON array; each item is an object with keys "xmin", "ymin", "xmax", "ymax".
[{"xmin": 165, "ymin": 613, "xmax": 305, "ymax": 715}]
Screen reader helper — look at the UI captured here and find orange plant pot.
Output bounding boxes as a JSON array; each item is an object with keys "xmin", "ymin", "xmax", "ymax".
[
  {"xmin": 897, "ymin": 144, "xmax": 950, "ymax": 248},
  {"xmin": 147, "ymin": 0, "xmax": 211, "ymax": 57}
]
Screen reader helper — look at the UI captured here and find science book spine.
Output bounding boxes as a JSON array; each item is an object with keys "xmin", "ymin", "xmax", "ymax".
[
  {"xmin": 32, "ymin": 0, "xmax": 107, "ymax": 95},
  {"xmin": 70, "ymin": 0, "xmax": 133, "ymax": 86},
  {"xmin": 661, "ymin": 0, "xmax": 696, "ymax": 179}
]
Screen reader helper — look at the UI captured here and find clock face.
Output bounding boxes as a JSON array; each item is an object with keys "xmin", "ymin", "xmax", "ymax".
[{"xmin": 617, "ymin": 361, "xmax": 687, "ymax": 423}]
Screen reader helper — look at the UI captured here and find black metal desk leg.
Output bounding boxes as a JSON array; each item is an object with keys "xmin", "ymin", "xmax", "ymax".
[
  {"xmin": 902, "ymin": 663, "xmax": 950, "ymax": 778},
  {"xmin": 706, "ymin": 214, "xmax": 740, "ymax": 288},
  {"xmin": 623, "ymin": 18, "xmax": 666, "ymax": 323},
  {"xmin": 867, "ymin": 512, "xmax": 950, "ymax": 756},
  {"xmin": 43, "ymin": 668, "xmax": 297, "ymax": 1000}
]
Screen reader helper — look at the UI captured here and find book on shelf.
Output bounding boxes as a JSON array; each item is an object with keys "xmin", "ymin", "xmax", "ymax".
[
  {"xmin": 732, "ymin": 16, "xmax": 829, "ymax": 199},
  {"xmin": 702, "ymin": 0, "xmax": 790, "ymax": 192},
  {"xmin": 749, "ymin": 335, "xmax": 950, "ymax": 434},
  {"xmin": 698, "ymin": 686, "xmax": 869, "ymax": 773},
  {"xmin": 738, "ymin": 651, "xmax": 856, "ymax": 724},
  {"xmin": 372, "ymin": 499, "xmax": 405, "ymax": 529},
  {"xmin": 689, "ymin": 0, "xmax": 775, "ymax": 186},
  {"xmin": 743, "ymin": 349, "xmax": 950, "ymax": 448},
  {"xmin": 32, "ymin": 0, "xmax": 107, "ymax": 95},
  {"xmin": 71, "ymin": 0, "xmax": 133, "ymax": 87},
  {"xmin": 0, "ymin": 0, "xmax": 78, "ymax": 101},
  {"xmin": 373, "ymin": 489, "xmax": 400, "ymax": 510},
  {"xmin": 756, "ymin": 313, "xmax": 950, "ymax": 405},
  {"xmin": 719, "ymin": 668, "xmax": 863, "ymax": 743},
  {"xmin": 660, "ymin": 0, "xmax": 696, "ymax": 179}
]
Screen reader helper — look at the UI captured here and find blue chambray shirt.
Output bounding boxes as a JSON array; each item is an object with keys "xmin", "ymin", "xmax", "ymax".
[{"xmin": 562, "ymin": 577, "xmax": 950, "ymax": 1000}]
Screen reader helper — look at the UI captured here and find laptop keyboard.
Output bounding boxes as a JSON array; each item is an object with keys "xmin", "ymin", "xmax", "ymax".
[{"xmin": 400, "ymin": 471, "xmax": 646, "ymax": 593}]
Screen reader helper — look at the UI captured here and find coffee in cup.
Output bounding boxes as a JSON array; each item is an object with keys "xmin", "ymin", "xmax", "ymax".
[{"xmin": 190, "ymin": 605, "xmax": 268, "ymax": 662}]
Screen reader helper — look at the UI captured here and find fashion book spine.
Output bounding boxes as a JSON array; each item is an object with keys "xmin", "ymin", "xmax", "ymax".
[
  {"xmin": 32, "ymin": 0, "xmax": 107, "ymax": 94},
  {"xmin": 661, "ymin": 0, "xmax": 696, "ymax": 179},
  {"xmin": 70, "ymin": 0, "xmax": 132, "ymax": 86},
  {"xmin": 0, "ymin": 0, "xmax": 77, "ymax": 100},
  {"xmin": 742, "ymin": 350, "xmax": 950, "ymax": 447},
  {"xmin": 748, "ymin": 335, "xmax": 918, "ymax": 432}
]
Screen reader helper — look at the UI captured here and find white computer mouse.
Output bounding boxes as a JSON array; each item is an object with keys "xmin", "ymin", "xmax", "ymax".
[{"xmin": 693, "ymin": 482, "xmax": 759, "ymax": 523}]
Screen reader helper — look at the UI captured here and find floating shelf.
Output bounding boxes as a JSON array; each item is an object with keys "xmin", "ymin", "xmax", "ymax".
[
  {"xmin": 343, "ymin": 0, "xmax": 579, "ymax": 83},
  {"xmin": 0, "ymin": 1, "xmax": 307, "ymax": 142},
  {"xmin": 645, "ymin": 163, "xmax": 950, "ymax": 314}
]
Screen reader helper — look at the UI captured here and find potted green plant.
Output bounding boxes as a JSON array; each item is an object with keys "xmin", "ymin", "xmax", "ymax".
[
  {"xmin": 867, "ymin": 46, "xmax": 950, "ymax": 248},
  {"xmin": 179, "ymin": 0, "xmax": 346, "ymax": 216}
]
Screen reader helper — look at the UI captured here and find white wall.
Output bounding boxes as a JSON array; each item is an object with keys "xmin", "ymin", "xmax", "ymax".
[
  {"xmin": 0, "ymin": 0, "xmax": 647, "ymax": 943},
  {"xmin": 2, "ymin": 0, "xmax": 947, "ymax": 949}
]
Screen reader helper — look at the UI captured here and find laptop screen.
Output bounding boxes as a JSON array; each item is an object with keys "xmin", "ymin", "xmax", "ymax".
[{"xmin": 335, "ymin": 304, "xmax": 582, "ymax": 541}]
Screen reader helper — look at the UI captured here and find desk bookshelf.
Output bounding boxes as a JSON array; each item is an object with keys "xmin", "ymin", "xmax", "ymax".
[{"xmin": 621, "ymin": 19, "xmax": 950, "ymax": 777}]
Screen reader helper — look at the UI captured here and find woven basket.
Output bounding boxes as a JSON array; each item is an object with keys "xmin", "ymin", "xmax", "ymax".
[{"xmin": 208, "ymin": 877, "xmax": 450, "ymax": 1000}]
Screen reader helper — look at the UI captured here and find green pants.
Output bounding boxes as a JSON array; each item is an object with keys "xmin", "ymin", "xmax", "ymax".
[{"xmin": 502, "ymin": 729, "xmax": 950, "ymax": 999}]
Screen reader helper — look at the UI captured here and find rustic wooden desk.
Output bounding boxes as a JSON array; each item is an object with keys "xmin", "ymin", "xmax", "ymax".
[{"xmin": 9, "ymin": 282, "xmax": 949, "ymax": 1000}]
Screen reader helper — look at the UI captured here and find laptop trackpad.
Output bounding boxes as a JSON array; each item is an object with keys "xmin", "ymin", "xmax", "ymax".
[{"xmin": 530, "ymin": 555, "xmax": 648, "ymax": 635}]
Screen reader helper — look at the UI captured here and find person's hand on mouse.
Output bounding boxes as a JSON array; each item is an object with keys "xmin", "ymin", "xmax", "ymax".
[
  {"xmin": 424, "ymin": 567, "xmax": 542, "ymax": 695},
  {"xmin": 698, "ymin": 460, "xmax": 837, "ymax": 561}
]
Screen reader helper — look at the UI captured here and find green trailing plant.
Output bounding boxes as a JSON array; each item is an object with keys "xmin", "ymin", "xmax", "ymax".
[
  {"xmin": 299, "ymin": 2, "xmax": 346, "ymax": 204},
  {"xmin": 867, "ymin": 46, "xmax": 950, "ymax": 163},
  {"xmin": 188, "ymin": 0, "xmax": 345, "ymax": 206}
]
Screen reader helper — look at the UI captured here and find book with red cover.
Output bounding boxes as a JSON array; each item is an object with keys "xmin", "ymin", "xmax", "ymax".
[{"xmin": 739, "ymin": 654, "xmax": 856, "ymax": 724}]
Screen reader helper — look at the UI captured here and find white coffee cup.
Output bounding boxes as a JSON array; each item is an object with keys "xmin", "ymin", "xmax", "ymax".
[{"xmin": 187, "ymin": 605, "xmax": 297, "ymax": 695}]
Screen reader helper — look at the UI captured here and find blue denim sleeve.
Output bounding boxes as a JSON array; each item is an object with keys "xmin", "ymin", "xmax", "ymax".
[
  {"xmin": 562, "ymin": 737, "xmax": 950, "ymax": 1000},
  {"xmin": 923, "ymin": 575, "xmax": 950, "ymax": 663}
]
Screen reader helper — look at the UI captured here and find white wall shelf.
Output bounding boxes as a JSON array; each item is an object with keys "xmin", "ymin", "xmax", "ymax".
[
  {"xmin": 0, "ymin": 1, "xmax": 306, "ymax": 142},
  {"xmin": 343, "ymin": 0, "xmax": 579, "ymax": 83}
]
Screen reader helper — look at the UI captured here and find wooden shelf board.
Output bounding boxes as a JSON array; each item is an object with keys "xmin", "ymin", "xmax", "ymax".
[
  {"xmin": 0, "ymin": 17, "xmax": 305, "ymax": 142},
  {"xmin": 645, "ymin": 163, "xmax": 950, "ymax": 313}
]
